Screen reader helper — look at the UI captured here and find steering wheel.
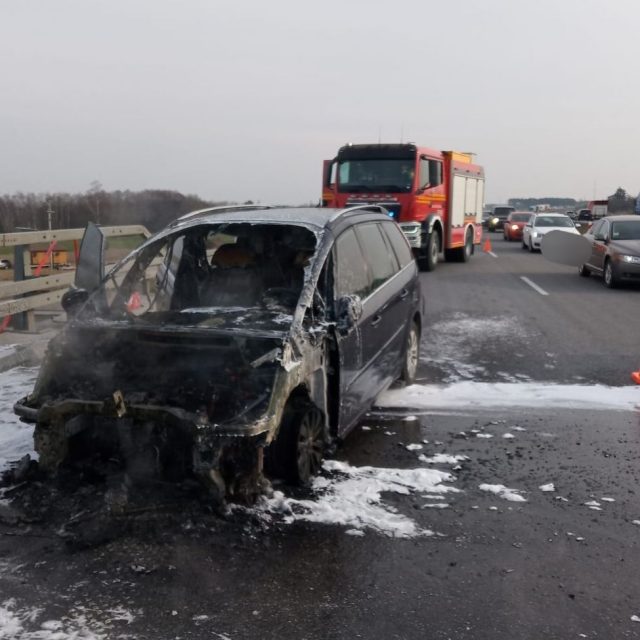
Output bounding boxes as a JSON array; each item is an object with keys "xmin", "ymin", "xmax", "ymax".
[{"xmin": 261, "ymin": 287, "xmax": 299, "ymax": 309}]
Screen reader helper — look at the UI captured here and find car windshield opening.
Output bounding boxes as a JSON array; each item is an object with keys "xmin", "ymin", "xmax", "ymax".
[
  {"xmin": 337, "ymin": 158, "xmax": 415, "ymax": 193},
  {"xmin": 611, "ymin": 221, "xmax": 640, "ymax": 240},
  {"xmin": 89, "ymin": 223, "xmax": 318, "ymax": 323},
  {"xmin": 511, "ymin": 214, "xmax": 531, "ymax": 222},
  {"xmin": 535, "ymin": 216, "xmax": 573, "ymax": 228}
]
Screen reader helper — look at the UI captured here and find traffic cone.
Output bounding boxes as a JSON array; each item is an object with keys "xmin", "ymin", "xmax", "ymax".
[
  {"xmin": 631, "ymin": 370, "xmax": 640, "ymax": 385},
  {"xmin": 483, "ymin": 236, "xmax": 492, "ymax": 253}
]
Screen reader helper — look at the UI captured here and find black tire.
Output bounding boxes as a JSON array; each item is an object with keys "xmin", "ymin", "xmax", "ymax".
[
  {"xmin": 521, "ymin": 240, "xmax": 527, "ymax": 250},
  {"xmin": 578, "ymin": 264, "xmax": 590, "ymax": 278},
  {"xmin": 459, "ymin": 229, "xmax": 473, "ymax": 262},
  {"xmin": 400, "ymin": 321, "xmax": 420, "ymax": 385},
  {"xmin": 266, "ymin": 402, "xmax": 325, "ymax": 484},
  {"xmin": 528, "ymin": 238, "xmax": 535, "ymax": 252},
  {"xmin": 418, "ymin": 232, "xmax": 439, "ymax": 271},
  {"xmin": 603, "ymin": 259, "xmax": 617, "ymax": 289}
]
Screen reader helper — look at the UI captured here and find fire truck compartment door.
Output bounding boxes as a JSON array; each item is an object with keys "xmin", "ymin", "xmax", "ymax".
[{"xmin": 450, "ymin": 175, "xmax": 467, "ymax": 227}]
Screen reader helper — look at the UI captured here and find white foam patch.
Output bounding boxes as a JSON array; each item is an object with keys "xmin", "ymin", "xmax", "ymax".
[
  {"xmin": 419, "ymin": 454, "xmax": 468, "ymax": 465},
  {"xmin": 377, "ymin": 381, "xmax": 640, "ymax": 412},
  {"xmin": 539, "ymin": 483, "xmax": 556, "ymax": 492},
  {"xmin": 420, "ymin": 312, "xmax": 532, "ymax": 383},
  {"xmin": 479, "ymin": 483, "xmax": 527, "ymax": 502},
  {"xmin": 258, "ymin": 460, "xmax": 460, "ymax": 538},
  {"xmin": 0, "ymin": 598, "xmax": 137, "ymax": 639},
  {"xmin": 405, "ymin": 443, "xmax": 423, "ymax": 451},
  {"xmin": 0, "ymin": 367, "xmax": 39, "ymax": 472}
]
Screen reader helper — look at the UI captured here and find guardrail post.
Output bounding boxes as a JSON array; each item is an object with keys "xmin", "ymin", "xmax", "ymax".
[{"xmin": 12, "ymin": 244, "xmax": 37, "ymax": 332}]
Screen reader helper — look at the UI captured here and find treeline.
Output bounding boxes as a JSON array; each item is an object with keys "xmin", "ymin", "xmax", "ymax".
[
  {"xmin": 0, "ymin": 188, "xmax": 231, "ymax": 234},
  {"xmin": 508, "ymin": 197, "xmax": 578, "ymax": 209}
]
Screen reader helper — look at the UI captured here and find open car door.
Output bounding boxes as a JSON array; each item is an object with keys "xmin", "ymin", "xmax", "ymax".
[{"xmin": 75, "ymin": 222, "xmax": 105, "ymax": 292}]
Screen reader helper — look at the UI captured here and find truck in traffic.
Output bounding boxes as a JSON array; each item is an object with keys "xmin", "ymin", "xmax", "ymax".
[{"xmin": 321, "ymin": 143, "xmax": 485, "ymax": 271}]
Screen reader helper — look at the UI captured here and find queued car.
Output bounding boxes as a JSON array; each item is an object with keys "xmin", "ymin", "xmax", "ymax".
[
  {"xmin": 577, "ymin": 209, "xmax": 593, "ymax": 222},
  {"xmin": 14, "ymin": 205, "xmax": 423, "ymax": 502},
  {"xmin": 503, "ymin": 211, "xmax": 532, "ymax": 242},
  {"xmin": 522, "ymin": 213, "xmax": 580, "ymax": 252},
  {"xmin": 578, "ymin": 215, "xmax": 640, "ymax": 288},
  {"xmin": 487, "ymin": 206, "xmax": 515, "ymax": 232}
]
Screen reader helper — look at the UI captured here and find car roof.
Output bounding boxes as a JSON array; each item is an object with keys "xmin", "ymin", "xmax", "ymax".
[
  {"xmin": 167, "ymin": 205, "xmax": 392, "ymax": 233},
  {"xmin": 601, "ymin": 215, "xmax": 640, "ymax": 222}
]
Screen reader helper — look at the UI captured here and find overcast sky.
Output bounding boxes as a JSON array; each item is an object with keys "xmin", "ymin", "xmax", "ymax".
[{"xmin": 1, "ymin": 0, "xmax": 639, "ymax": 205}]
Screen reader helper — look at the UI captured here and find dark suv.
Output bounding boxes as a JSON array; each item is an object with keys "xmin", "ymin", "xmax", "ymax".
[{"xmin": 15, "ymin": 205, "xmax": 422, "ymax": 501}]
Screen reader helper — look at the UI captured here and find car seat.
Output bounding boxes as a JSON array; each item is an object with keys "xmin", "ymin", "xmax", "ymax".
[{"xmin": 204, "ymin": 244, "xmax": 262, "ymax": 307}]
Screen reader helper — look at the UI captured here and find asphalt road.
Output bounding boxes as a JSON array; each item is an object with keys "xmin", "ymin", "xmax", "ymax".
[{"xmin": 1, "ymin": 235, "xmax": 639, "ymax": 639}]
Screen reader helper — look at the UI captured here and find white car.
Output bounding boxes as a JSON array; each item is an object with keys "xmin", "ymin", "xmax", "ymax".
[{"xmin": 522, "ymin": 214, "xmax": 580, "ymax": 252}]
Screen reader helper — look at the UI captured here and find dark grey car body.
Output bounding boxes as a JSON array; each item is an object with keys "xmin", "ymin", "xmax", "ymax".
[
  {"xmin": 14, "ymin": 206, "xmax": 422, "ymax": 500},
  {"xmin": 579, "ymin": 215, "xmax": 640, "ymax": 288}
]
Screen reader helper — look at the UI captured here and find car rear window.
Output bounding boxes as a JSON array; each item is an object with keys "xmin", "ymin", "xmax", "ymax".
[{"xmin": 382, "ymin": 221, "xmax": 414, "ymax": 268}]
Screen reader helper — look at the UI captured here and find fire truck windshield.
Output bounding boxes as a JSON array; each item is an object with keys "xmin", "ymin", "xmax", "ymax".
[{"xmin": 337, "ymin": 159, "xmax": 415, "ymax": 193}]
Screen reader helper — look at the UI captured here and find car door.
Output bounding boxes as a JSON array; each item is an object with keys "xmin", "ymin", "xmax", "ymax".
[
  {"xmin": 354, "ymin": 222, "xmax": 410, "ymax": 396},
  {"xmin": 332, "ymin": 227, "xmax": 372, "ymax": 433},
  {"xmin": 591, "ymin": 219, "xmax": 609, "ymax": 272}
]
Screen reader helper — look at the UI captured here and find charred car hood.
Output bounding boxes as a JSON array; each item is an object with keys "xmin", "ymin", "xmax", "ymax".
[{"xmin": 22, "ymin": 312, "xmax": 298, "ymax": 431}]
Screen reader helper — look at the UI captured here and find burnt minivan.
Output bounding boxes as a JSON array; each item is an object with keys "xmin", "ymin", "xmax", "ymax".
[{"xmin": 15, "ymin": 205, "xmax": 423, "ymax": 502}]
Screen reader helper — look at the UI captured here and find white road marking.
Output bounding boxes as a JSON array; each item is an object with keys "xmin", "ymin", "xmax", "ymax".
[
  {"xmin": 488, "ymin": 251, "xmax": 498, "ymax": 258},
  {"xmin": 520, "ymin": 276, "xmax": 549, "ymax": 296}
]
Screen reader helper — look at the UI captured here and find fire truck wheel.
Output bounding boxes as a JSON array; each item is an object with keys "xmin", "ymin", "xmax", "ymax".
[
  {"xmin": 460, "ymin": 229, "xmax": 473, "ymax": 262},
  {"xmin": 418, "ymin": 233, "xmax": 439, "ymax": 271}
]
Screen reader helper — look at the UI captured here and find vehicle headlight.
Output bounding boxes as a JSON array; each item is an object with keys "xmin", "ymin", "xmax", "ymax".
[
  {"xmin": 511, "ymin": 224, "xmax": 518, "ymax": 230},
  {"xmin": 533, "ymin": 231, "xmax": 540, "ymax": 238},
  {"xmin": 492, "ymin": 218, "xmax": 499, "ymax": 224},
  {"xmin": 620, "ymin": 255, "xmax": 640, "ymax": 264}
]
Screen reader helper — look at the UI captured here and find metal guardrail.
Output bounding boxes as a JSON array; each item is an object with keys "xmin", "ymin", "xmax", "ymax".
[{"xmin": 0, "ymin": 225, "xmax": 150, "ymax": 332}]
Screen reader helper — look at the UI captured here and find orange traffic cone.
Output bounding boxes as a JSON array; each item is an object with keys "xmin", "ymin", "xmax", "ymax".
[
  {"xmin": 483, "ymin": 236, "xmax": 492, "ymax": 253},
  {"xmin": 631, "ymin": 370, "xmax": 640, "ymax": 385}
]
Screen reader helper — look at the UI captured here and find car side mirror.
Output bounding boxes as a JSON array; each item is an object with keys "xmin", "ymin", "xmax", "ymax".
[
  {"xmin": 336, "ymin": 295, "xmax": 363, "ymax": 336},
  {"xmin": 594, "ymin": 233, "xmax": 605, "ymax": 242},
  {"xmin": 61, "ymin": 286, "xmax": 89, "ymax": 318}
]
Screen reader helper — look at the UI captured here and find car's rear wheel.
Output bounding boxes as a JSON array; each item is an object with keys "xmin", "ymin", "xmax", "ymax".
[
  {"xmin": 578, "ymin": 264, "xmax": 590, "ymax": 277},
  {"xmin": 267, "ymin": 402, "xmax": 325, "ymax": 485},
  {"xmin": 400, "ymin": 321, "xmax": 420, "ymax": 385},
  {"xmin": 603, "ymin": 259, "xmax": 617, "ymax": 289}
]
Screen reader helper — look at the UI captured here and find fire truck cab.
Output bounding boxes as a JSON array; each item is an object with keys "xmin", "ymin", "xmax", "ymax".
[{"xmin": 322, "ymin": 143, "xmax": 485, "ymax": 271}]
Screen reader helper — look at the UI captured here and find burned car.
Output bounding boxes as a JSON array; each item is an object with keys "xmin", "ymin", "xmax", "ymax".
[{"xmin": 14, "ymin": 205, "xmax": 422, "ymax": 502}]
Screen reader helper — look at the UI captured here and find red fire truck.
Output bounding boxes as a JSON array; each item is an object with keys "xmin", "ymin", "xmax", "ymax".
[{"xmin": 321, "ymin": 143, "xmax": 485, "ymax": 271}]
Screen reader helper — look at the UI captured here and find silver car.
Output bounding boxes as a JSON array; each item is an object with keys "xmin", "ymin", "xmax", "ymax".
[{"xmin": 522, "ymin": 214, "xmax": 580, "ymax": 252}]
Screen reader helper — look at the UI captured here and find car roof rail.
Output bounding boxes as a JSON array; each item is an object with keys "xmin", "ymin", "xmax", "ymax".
[
  {"xmin": 337, "ymin": 204, "xmax": 390, "ymax": 217},
  {"xmin": 170, "ymin": 204, "xmax": 274, "ymax": 227}
]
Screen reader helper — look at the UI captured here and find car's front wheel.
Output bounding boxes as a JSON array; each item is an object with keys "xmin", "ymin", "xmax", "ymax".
[
  {"xmin": 528, "ymin": 238, "xmax": 535, "ymax": 252},
  {"xmin": 603, "ymin": 259, "xmax": 618, "ymax": 289},
  {"xmin": 400, "ymin": 321, "xmax": 420, "ymax": 385},
  {"xmin": 578, "ymin": 264, "xmax": 590, "ymax": 277},
  {"xmin": 267, "ymin": 401, "xmax": 325, "ymax": 485}
]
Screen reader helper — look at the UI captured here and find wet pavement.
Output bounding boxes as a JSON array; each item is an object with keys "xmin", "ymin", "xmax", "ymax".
[{"xmin": 1, "ymin": 242, "xmax": 640, "ymax": 638}]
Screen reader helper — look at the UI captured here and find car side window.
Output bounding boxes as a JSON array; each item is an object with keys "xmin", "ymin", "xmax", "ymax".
[
  {"xmin": 600, "ymin": 221, "xmax": 610, "ymax": 239},
  {"xmin": 590, "ymin": 220, "xmax": 602, "ymax": 236},
  {"xmin": 334, "ymin": 228, "xmax": 370, "ymax": 299},
  {"xmin": 355, "ymin": 223, "xmax": 398, "ymax": 293},
  {"xmin": 382, "ymin": 221, "xmax": 413, "ymax": 268}
]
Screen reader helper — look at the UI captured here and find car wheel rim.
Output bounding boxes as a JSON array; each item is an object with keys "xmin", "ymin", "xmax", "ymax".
[
  {"xmin": 297, "ymin": 410, "xmax": 324, "ymax": 481},
  {"xmin": 406, "ymin": 328, "xmax": 419, "ymax": 380}
]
